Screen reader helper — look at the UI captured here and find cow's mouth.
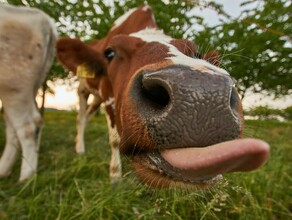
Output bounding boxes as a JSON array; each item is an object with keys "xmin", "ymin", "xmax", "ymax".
[{"xmin": 131, "ymin": 138, "xmax": 269, "ymax": 188}]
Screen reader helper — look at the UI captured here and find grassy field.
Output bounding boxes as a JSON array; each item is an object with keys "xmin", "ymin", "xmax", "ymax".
[{"xmin": 0, "ymin": 111, "xmax": 291, "ymax": 219}]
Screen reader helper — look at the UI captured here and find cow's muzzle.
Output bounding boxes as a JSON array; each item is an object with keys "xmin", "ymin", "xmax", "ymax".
[
  {"xmin": 131, "ymin": 65, "xmax": 242, "ymax": 148},
  {"xmin": 122, "ymin": 65, "xmax": 268, "ymax": 188}
]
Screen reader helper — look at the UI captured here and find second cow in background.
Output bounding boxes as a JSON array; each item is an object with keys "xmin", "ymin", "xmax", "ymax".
[{"xmin": 0, "ymin": 4, "xmax": 57, "ymax": 181}]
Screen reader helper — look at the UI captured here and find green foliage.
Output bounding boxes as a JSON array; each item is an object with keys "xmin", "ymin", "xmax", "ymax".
[
  {"xmin": 245, "ymin": 105, "xmax": 292, "ymax": 121},
  {"xmin": 4, "ymin": 0, "xmax": 229, "ymax": 82},
  {"xmin": 245, "ymin": 105, "xmax": 282, "ymax": 120},
  {"xmin": 4, "ymin": 0, "xmax": 291, "ymax": 99},
  {"xmin": 195, "ymin": 0, "xmax": 292, "ymax": 98},
  {"xmin": 0, "ymin": 112, "xmax": 292, "ymax": 219},
  {"xmin": 281, "ymin": 106, "xmax": 292, "ymax": 121},
  {"xmin": 5, "ymin": 0, "xmax": 205, "ymax": 82}
]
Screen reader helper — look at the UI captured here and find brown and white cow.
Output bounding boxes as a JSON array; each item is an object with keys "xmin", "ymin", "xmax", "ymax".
[
  {"xmin": 0, "ymin": 4, "xmax": 57, "ymax": 181},
  {"xmin": 57, "ymin": 4, "xmax": 269, "ymax": 188}
]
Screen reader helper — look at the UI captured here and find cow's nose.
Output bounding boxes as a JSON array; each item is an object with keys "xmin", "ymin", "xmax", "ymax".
[{"xmin": 131, "ymin": 65, "xmax": 242, "ymax": 148}]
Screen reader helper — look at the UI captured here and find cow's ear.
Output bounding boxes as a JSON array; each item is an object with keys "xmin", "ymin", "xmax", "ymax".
[
  {"xmin": 56, "ymin": 37, "xmax": 106, "ymax": 77},
  {"xmin": 203, "ymin": 50, "xmax": 221, "ymax": 66},
  {"xmin": 171, "ymin": 39, "xmax": 198, "ymax": 58}
]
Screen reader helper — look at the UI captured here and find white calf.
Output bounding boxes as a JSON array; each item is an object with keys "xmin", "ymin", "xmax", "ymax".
[{"xmin": 0, "ymin": 4, "xmax": 57, "ymax": 181}]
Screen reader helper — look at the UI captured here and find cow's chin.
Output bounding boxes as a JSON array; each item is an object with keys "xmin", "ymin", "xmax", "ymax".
[
  {"xmin": 132, "ymin": 154, "xmax": 223, "ymax": 189},
  {"xmin": 131, "ymin": 138, "xmax": 270, "ymax": 189}
]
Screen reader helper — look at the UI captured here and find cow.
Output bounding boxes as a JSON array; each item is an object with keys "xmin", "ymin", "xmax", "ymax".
[
  {"xmin": 0, "ymin": 4, "xmax": 57, "ymax": 181},
  {"xmin": 56, "ymin": 4, "xmax": 269, "ymax": 188}
]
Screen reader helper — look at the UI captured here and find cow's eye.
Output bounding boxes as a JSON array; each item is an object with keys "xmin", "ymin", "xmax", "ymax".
[{"xmin": 104, "ymin": 48, "xmax": 116, "ymax": 61}]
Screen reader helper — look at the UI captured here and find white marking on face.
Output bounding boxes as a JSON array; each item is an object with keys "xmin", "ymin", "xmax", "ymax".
[
  {"xmin": 111, "ymin": 7, "xmax": 137, "ymax": 31},
  {"xmin": 131, "ymin": 28, "xmax": 172, "ymax": 43},
  {"xmin": 130, "ymin": 29, "xmax": 229, "ymax": 76}
]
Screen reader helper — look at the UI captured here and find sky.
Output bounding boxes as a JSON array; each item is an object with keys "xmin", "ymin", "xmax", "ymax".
[
  {"xmin": 4, "ymin": 0, "xmax": 290, "ymax": 111},
  {"xmin": 192, "ymin": 0, "xmax": 243, "ymax": 25}
]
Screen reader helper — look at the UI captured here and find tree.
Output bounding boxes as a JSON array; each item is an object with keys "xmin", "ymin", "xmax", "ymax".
[
  {"xmin": 4, "ymin": 0, "xmax": 228, "ymax": 111},
  {"xmin": 5, "ymin": 0, "xmax": 225, "ymax": 74},
  {"xmin": 194, "ymin": 0, "xmax": 292, "ymax": 99},
  {"xmin": 7, "ymin": 0, "xmax": 203, "ymax": 81},
  {"xmin": 4, "ymin": 0, "xmax": 215, "ymax": 108}
]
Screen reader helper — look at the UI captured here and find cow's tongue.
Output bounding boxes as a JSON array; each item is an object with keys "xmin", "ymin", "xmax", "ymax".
[{"xmin": 161, "ymin": 138, "xmax": 269, "ymax": 180}]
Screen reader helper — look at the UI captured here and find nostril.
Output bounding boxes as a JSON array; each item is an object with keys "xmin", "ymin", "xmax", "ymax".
[
  {"xmin": 230, "ymin": 87, "xmax": 239, "ymax": 111},
  {"xmin": 141, "ymin": 78, "xmax": 170, "ymax": 109}
]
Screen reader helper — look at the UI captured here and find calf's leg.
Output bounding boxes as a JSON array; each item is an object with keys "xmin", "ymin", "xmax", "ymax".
[
  {"xmin": 18, "ymin": 105, "xmax": 42, "ymax": 181},
  {"xmin": 105, "ymin": 111, "xmax": 122, "ymax": 184},
  {"xmin": 76, "ymin": 85, "xmax": 90, "ymax": 154},
  {"xmin": 0, "ymin": 112, "xmax": 20, "ymax": 177},
  {"xmin": 76, "ymin": 84, "xmax": 102, "ymax": 154},
  {"xmin": 1, "ymin": 99, "xmax": 42, "ymax": 181}
]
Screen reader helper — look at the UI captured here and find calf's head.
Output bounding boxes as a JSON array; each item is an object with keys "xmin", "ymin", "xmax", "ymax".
[
  {"xmin": 102, "ymin": 30, "xmax": 269, "ymax": 188},
  {"xmin": 56, "ymin": 7, "xmax": 269, "ymax": 189}
]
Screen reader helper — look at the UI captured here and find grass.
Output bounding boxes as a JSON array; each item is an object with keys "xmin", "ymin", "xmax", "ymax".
[{"xmin": 0, "ymin": 111, "xmax": 291, "ymax": 219}]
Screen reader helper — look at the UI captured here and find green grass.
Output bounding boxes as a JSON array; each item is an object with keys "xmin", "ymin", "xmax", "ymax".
[{"xmin": 0, "ymin": 111, "xmax": 291, "ymax": 219}]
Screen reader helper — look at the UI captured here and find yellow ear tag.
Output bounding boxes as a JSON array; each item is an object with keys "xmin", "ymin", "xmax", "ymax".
[{"xmin": 76, "ymin": 63, "xmax": 95, "ymax": 78}]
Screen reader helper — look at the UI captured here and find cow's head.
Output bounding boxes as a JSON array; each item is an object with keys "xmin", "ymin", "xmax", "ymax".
[{"xmin": 56, "ymin": 5, "xmax": 269, "ymax": 188}]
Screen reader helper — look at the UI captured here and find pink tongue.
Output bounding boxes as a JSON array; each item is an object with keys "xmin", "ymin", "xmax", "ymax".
[{"xmin": 161, "ymin": 138, "xmax": 269, "ymax": 180}]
